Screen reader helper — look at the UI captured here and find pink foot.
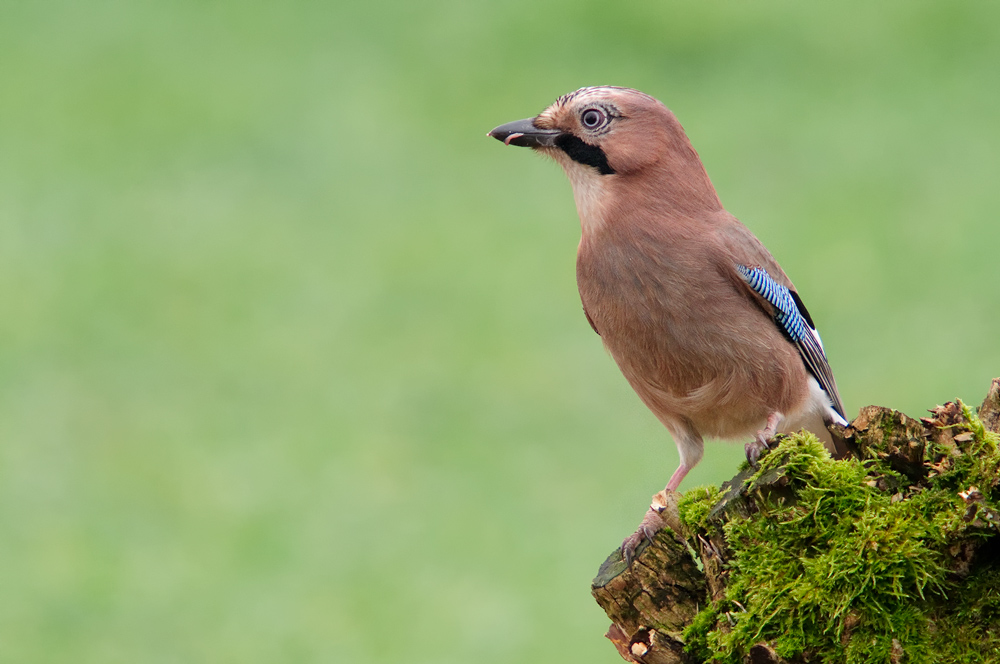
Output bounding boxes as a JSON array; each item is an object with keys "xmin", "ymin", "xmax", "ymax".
[
  {"xmin": 745, "ymin": 411, "xmax": 783, "ymax": 467},
  {"xmin": 621, "ymin": 490, "xmax": 675, "ymax": 566}
]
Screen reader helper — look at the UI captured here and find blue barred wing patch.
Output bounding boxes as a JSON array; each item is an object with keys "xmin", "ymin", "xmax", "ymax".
[
  {"xmin": 736, "ymin": 265, "xmax": 809, "ymax": 344},
  {"xmin": 735, "ymin": 264, "xmax": 845, "ymax": 420}
]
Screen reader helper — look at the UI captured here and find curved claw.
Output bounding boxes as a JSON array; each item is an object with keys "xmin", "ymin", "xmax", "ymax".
[
  {"xmin": 621, "ymin": 531, "xmax": 644, "ymax": 567},
  {"xmin": 745, "ymin": 437, "xmax": 769, "ymax": 468},
  {"xmin": 621, "ymin": 506, "xmax": 667, "ymax": 566},
  {"xmin": 746, "ymin": 417, "xmax": 781, "ymax": 468}
]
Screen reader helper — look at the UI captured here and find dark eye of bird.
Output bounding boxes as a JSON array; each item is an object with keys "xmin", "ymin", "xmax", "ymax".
[{"xmin": 581, "ymin": 108, "xmax": 606, "ymax": 129}]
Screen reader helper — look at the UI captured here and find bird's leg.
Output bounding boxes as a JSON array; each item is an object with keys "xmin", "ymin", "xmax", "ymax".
[
  {"xmin": 745, "ymin": 411, "xmax": 783, "ymax": 467},
  {"xmin": 621, "ymin": 465, "xmax": 688, "ymax": 566}
]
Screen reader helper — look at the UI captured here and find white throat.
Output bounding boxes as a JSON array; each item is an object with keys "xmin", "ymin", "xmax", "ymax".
[{"xmin": 553, "ymin": 154, "xmax": 610, "ymax": 235}]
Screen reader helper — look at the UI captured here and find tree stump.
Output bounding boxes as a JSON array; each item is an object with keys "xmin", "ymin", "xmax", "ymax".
[{"xmin": 592, "ymin": 378, "xmax": 1000, "ymax": 664}]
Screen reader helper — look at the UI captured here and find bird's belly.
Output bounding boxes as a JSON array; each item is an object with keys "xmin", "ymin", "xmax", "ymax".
[
  {"xmin": 577, "ymin": 239, "xmax": 811, "ymax": 440},
  {"xmin": 592, "ymin": 305, "xmax": 810, "ymax": 441}
]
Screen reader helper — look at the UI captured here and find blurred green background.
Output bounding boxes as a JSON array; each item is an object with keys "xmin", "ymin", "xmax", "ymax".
[{"xmin": 2, "ymin": 1, "xmax": 998, "ymax": 661}]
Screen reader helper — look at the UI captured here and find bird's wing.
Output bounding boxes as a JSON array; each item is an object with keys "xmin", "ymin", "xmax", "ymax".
[
  {"xmin": 582, "ymin": 305, "xmax": 600, "ymax": 336},
  {"xmin": 735, "ymin": 264, "xmax": 847, "ymax": 422}
]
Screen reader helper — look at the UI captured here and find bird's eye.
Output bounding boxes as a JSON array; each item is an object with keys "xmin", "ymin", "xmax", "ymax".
[{"xmin": 581, "ymin": 108, "xmax": 606, "ymax": 129}]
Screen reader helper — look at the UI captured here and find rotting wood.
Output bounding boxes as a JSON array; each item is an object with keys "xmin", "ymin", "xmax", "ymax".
[{"xmin": 592, "ymin": 378, "xmax": 1000, "ymax": 664}]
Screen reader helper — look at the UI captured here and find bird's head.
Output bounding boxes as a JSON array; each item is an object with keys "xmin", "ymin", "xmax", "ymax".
[
  {"xmin": 489, "ymin": 87, "xmax": 720, "ymax": 223},
  {"xmin": 488, "ymin": 86, "xmax": 684, "ymax": 177}
]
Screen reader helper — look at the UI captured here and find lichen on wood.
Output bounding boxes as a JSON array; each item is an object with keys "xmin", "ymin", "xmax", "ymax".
[{"xmin": 592, "ymin": 378, "xmax": 1000, "ymax": 664}]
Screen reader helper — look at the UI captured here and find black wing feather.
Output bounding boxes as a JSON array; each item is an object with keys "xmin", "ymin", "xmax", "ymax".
[{"xmin": 736, "ymin": 265, "xmax": 846, "ymax": 421}]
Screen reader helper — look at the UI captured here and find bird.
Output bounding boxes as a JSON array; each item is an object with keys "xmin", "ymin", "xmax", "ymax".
[{"xmin": 488, "ymin": 86, "xmax": 848, "ymax": 563}]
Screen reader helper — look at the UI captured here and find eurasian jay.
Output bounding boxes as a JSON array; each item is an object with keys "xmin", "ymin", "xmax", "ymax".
[{"xmin": 489, "ymin": 86, "xmax": 848, "ymax": 562}]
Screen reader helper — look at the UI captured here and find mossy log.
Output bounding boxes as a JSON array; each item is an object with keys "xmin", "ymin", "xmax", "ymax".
[{"xmin": 593, "ymin": 378, "xmax": 1000, "ymax": 664}]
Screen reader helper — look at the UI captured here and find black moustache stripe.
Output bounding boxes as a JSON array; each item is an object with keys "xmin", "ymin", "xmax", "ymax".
[{"xmin": 554, "ymin": 134, "xmax": 616, "ymax": 175}]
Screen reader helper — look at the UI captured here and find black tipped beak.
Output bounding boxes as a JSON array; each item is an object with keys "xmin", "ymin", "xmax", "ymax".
[{"xmin": 488, "ymin": 118, "xmax": 561, "ymax": 148}]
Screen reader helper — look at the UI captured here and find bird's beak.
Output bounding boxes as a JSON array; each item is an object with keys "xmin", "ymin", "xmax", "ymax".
[{"xmin": 488, "ymin": 118, "xmax": 561, "ymax": 148}]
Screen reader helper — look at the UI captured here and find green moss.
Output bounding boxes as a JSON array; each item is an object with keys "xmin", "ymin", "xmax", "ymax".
[
  {"xmin": 678, "ymin": 485, "xmax": 723, "ymax": 533},
  {"xmin": 682, "ymin": 602, "xmax": 723, "ymax": 663},
  {"xmin": 681, "ymin": 407, "xmax": 1000, "ymax": 664},
  {"xmin": 928, "ymin": 401, "xmax": 1000, "ymax": 495},
  {"xmin": 927, "ymin": 560, "xmax": 1000, "ymax": 663}
]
